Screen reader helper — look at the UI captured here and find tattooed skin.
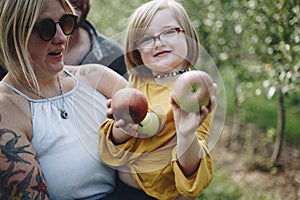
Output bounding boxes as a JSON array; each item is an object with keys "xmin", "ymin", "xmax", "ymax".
[
  {"xmin": 64, "ymin": 66, "xmax": 98, "ymax": 77},
  {"xmin": 0, "ymin": 115, "xmax": 49, "ymax": 199}
]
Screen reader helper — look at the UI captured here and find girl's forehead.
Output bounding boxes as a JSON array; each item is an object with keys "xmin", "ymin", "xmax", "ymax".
[{"xmin": 148, "ymin": 9, "xmax": 179, "ymax": 27}]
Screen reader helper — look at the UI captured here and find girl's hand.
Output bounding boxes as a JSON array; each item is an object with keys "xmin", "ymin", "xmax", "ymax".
[
  {"xmin": 106, "ymin": 99, "xmax": 138, "ymax": 137},
  {"xmin": 170, "ymin": 83, "xmax": 217, "ymax": 137},
  {"xmin": 114, "ymin": 119, "xmax": 139, "ymax": 137},
  {"xmin": 170, "ymin": 94, "xmax": 201, "ymax": 138},
  {"xmin": 106, "ymin": 99, "xmax": 114, "ymax": 119}
]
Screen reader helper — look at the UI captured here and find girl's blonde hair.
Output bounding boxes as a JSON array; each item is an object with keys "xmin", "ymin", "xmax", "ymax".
[
  {"xmin": 0, "ymin": 0, "xmax": 74, "ymax": 90},
  {"xmin": 125, "ymin": 0, "xmax": 199, "ymax": 78}
]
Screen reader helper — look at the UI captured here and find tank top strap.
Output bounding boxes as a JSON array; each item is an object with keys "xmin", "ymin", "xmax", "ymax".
[
  {"xmin": 0, "ymin": 81, "xmax": 31, "ymax": 100},
  {"xmin": 0, "ymin": 68, "xmax": 76, "ymax": 101},
  {"xmin": 64, "ymin": 68, "xmax": 75, "ymax": 78}
]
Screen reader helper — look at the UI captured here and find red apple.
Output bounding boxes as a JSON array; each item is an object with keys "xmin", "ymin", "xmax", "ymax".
[
  {"xmin": 172, "ymin": 70, "xmax": 214, "ymax": 112},
  {"xmin": 111, "ymin": 88, "xmax": 148, "ymax": 124}
]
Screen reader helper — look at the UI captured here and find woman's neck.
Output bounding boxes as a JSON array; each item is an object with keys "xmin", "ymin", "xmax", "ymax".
[{"xmin": 8, "ymin": 72, "xmax": 62, "ymax": 99}]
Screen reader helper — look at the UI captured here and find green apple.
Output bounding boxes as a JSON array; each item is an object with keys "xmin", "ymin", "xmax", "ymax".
[
  {"xmin": 137, "ymin": 112, "xmax": 160, "ymax": 137},
  {"xmin": 172, "ymin": 70, "xmax": 214, "ymax": 112}
]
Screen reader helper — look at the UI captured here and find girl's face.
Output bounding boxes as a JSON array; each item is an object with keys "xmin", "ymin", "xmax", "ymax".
[
  {"xmin": 137, "ymin": 9, "xmax": 188, "ymax": 76},
  {"xmin": 28, "ymin": 0, "xmax": 69, "ymax": 79}
]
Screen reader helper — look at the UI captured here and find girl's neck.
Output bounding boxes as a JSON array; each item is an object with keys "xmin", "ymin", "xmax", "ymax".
[
  {"xmin": 153, "ymin": 68, "xmax": 191, "ymax": 84},
  {"xmin": 153, "ymin": 68, "xmax": 191, "ymax": 79}
]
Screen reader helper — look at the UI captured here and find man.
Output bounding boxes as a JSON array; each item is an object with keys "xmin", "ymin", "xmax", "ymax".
[
  {"xmin": 0, "ymin": 0, "xmax": 127, "ymax": 80},
  {"xmin": 65, "ymin": 0, "xmax": 127, "ymax": 76}
]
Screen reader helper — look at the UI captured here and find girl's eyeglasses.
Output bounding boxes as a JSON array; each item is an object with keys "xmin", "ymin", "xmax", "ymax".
[
  {"xmin": 33, "ymin": 14, "xmax": 78, "ymax": 41},
  {"xmin": 135, "ymin": 27, "xmax": 184, "ymax": 50}
]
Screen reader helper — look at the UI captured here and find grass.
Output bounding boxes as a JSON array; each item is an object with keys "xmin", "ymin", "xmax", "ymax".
[
  {"xmin": 221, "ymin": 66, "xmax": 300, "ymax": 147},
  {"xmin": 197, "ymin": 170, "xmax": 242, "ymax": 200},
  {"xmin": 195, "ymin": 148, "xmax": 285, "ymax": 200},
  {"xmin": 196, "ymin": 163, "xmax": 282, "ymax": 200},
  {"xmin": 243, "ymin": 92, "xmax": 300, "ymax": 147}
]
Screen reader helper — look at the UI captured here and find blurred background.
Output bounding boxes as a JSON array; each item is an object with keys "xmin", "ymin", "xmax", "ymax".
[{"xmin": 88, "ymin": 0, "xmax": 300, "ymax": 199}]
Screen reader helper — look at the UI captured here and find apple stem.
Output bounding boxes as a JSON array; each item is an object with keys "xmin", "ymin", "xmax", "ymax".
[{"xmin": 139, "ymin": 123, "xmax": 144, "ymax": 127}]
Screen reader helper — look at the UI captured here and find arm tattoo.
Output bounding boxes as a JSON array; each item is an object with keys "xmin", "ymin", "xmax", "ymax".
[
  {"xmin": 79, "ymin": 67, "xmax": 98, "ymax": 76},
  {"xmin": 0, "ymin": 126, "xmax": 49, "ymax": 199},
  {"xmin": 63, "ymin": 67, "xmax": 97, "ymax": 77}
]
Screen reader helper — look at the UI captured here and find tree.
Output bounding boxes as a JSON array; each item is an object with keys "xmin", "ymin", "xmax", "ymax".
[
  {"xmin": 185, "ymin": 0, "xmax": 300, "ymax": 164},
  {"xmin": 245, "ymin": 0, "xmax": 300, "ymax": 164}
]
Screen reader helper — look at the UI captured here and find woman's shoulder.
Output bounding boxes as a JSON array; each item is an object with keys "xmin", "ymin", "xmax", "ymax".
[
  {"xmin": 0, "ymin": 84, "xmax": 32, "ymax": 137},
  {"xmin": 0, "ymin": 84, "xmax": 18, "ymax": 110},
  {"xmin": 0, "ymin": 84, "xmax": 29, "ymax": 112},
  {"xmin": 0, "ymin": 92, "xmax": 11, "ymax": 115}
]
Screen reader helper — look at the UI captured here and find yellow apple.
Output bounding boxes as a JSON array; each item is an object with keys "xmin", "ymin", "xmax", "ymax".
[{"xmin": 137, "ymin": 112, "xmax": 160, "ymax": 137}]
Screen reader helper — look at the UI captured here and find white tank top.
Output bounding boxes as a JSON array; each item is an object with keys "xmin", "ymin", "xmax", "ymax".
[{"xmin": 1, "ymin": 71, "xmax": 115, "ymax": 200}]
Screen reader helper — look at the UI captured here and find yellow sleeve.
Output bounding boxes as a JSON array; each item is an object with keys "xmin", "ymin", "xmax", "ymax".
[
  {"xmin": 171, "ymin": 112, "xmax": 214, "ymax": 198},
  {"xmin": 171, "ymin": 145, "xmax": 213, "ymax": 198},
  {"xmin": 98, "ymin": 118, "xmax": 138, "ymax": 166}
]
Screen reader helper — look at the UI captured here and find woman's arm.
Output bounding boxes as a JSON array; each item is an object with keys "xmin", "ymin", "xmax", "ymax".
[
  {"xmin": 70, "ymin": 64, "xmax": 135, "ymax": 144},
  {"xmin": 65, "ymin": 64, "xmax": 127, "ymax": 99},
  {"xmin": 0, "ymin": 98, "xmax": 49, "ymax": 199}
]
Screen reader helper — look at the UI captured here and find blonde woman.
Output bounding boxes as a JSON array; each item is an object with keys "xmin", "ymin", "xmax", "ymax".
[
  {"xmin": 99, "ymin": 0, "xmax": 217, "ymax": 199},
  {"xmin": 0, "ymin": 0, "xmax": 126, "ymax": 199}
]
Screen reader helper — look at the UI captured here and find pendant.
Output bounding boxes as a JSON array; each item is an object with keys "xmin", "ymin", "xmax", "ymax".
[{"xmin": 61, "ymin": 110, "xmax": 68, "ymax": 119}]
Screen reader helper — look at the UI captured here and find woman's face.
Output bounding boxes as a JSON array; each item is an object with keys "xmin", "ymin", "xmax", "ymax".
[
  {"xmin": 137, "ymin": 9, "xmax": 188, "ymax": 76},
  {"xmin": 28, "ymin": 0, "xmax": 69, "ymax": 79}
]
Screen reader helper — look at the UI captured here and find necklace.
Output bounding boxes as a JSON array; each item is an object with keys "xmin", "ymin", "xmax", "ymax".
[
  {"xmin": 15, "ymin": 75, "xmax": 68, "ymax": 119},
  {"xmin": 56, "ymin": 76, "xmax": 68, "ymax": 119},
  {"xmin": 153, "ymin": 68, "xmax": 191, "ymax": 79}
]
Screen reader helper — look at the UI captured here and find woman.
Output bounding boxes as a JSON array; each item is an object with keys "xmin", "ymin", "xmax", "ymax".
[{"xmin": 0, "ymin": 0, "xmax": 126, "ymax": 199}]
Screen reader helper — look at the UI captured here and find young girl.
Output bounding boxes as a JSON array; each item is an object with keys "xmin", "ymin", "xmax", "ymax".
[{"xmin": 99, "ymin": 0, "xmax": 217, "ymax": 199}]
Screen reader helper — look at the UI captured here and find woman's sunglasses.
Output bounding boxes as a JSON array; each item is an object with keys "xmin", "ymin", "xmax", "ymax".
[{"xmin": 33, "ymin": 14, "xmax": 78, "ymax": 41}]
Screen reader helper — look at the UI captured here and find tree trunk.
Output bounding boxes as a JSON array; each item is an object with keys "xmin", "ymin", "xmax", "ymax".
[
  {"xmin": 271, "ymin": 88, "xmax": 285, "ymax": 164},
  {"xmin": 229, "ymin": 77, "xmax": 243, "ymax": 151}
]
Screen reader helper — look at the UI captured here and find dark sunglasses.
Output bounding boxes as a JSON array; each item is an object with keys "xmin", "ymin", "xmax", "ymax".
[{"xmin": 34, "ymin": 14, "xmax": 78, "ymax": 41}]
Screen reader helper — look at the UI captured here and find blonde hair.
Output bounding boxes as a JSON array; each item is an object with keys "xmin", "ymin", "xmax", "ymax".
[
  {"xmin": 125, "ymin": 0, "xmax": 199, "ymax": 78},
  {"xmin": 0, "ymin": 0, "xmax": 74, "ymax": 90}
]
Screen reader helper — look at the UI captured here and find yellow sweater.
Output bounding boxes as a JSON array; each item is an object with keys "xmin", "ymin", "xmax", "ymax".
[{"xmin": 99, "ymin": 75, "xmax": 213, "ymax": 199}]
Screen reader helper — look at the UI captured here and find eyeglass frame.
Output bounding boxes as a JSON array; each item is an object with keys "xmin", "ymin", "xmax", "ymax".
[
  {"xmin": 32, "ymin": 14, "xmax": 78, "ymax": 41},
  {"xmin": 135, "ymin": 27, "xmax": 185, "ymax": 50}
]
